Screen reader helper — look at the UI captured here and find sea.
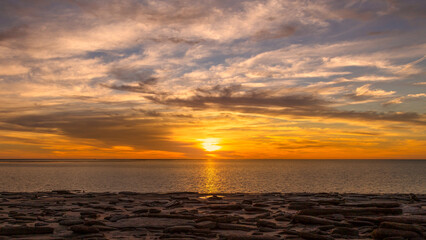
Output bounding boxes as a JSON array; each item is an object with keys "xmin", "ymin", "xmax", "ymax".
[{"xmin": 0, "ymin": 159, "xmax": 424, "ymax": 193}]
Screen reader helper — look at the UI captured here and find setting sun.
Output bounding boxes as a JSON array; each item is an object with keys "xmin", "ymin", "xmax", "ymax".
[{"xmin": 200, "ymin": 138, "xmax": 222, "ymax": 152}]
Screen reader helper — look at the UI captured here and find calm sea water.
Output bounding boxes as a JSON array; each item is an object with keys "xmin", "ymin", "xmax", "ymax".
[{"xmin": 0, "ymin": 159, "xmax": 424, "ymax": 193}]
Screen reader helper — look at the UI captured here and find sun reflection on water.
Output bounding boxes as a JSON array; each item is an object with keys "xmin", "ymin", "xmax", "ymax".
[{"xmin": 201, "ymin": 160, "xmax": 221, "ymax": 193}]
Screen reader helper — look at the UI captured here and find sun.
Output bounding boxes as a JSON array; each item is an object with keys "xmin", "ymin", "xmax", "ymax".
[{"xmin": 200, "ymin": 138, "xmax": 222, "ymax": 152}]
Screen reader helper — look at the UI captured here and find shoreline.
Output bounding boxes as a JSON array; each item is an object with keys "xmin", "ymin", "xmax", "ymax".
[{"xmin": 0, "ymin": 192, "xmax": 425, "ymax": 239}]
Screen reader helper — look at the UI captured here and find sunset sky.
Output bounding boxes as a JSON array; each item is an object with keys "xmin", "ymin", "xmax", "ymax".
[{"xmin": 0, "ymin": 0, "xmax": 425, "ymax": 159}]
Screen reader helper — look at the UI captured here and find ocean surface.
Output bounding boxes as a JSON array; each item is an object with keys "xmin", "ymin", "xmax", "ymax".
[{"xmin": 0, "ymin": 159, "xmax": 424, "ymax": 193}]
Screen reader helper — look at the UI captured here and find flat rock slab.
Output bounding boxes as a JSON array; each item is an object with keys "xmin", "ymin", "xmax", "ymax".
[
  {"xmin": 108, "ymin": 217, "xmax": 194, "ymax": 229},
  {"xmin": 0, "ymin": 191, "xmax": 424, "ymax": 239}
]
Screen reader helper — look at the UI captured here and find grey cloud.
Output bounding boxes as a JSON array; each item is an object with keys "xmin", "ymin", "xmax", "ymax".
[
  {"xmin": 103, "ymin": 66, "xmax": 160, "ymax": 94},
  {"xmin": 150, "ymin": 37, "xmax": 205, "ymax": 45},
  {"xmin": 0, "ymin": 25, "xmax": 28, "ymax": 42},
  {"xmin": 4, "ymin": 112, "xmax": 200, "ymax": 154},
  {"xmin": 143, "ymin": 84, "xmax": 425, "ymax": 125},
  {"xmin": 109, "ymin": 66, "xmax": 157, "ymax": 83},
  {"xmin": 147, "ymin": 84, "xmax": 328, "ymax": 110},
  {"xmin": 252, "ymin": 25, "xmax": 297, "ymax": 41}
]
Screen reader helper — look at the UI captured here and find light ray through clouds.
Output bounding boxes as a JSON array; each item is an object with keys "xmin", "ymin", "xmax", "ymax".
[{"xmin": 0, "ymin": 0, "xmax": 425, "ymax": 159}]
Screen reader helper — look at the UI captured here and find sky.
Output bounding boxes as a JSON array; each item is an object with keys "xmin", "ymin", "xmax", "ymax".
[{"xmin": 0, "ymin": 0, "xmax": 425, "ymax": 159}]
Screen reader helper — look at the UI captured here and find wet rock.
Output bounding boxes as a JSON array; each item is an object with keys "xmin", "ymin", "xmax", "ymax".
[
  {"xmin": 0, "ymin": 226, "xmax": 54, "ymax": 236},
  {"xmin": 242, "ymin": 200, "xmax": 253, "ymax": 205},
  {"xmin": 70, "ymin": 225, "xmax": 100, "ymax": 234},
  {"xmin": 331, "ymin": 227, "xmax": 359, "ymax": 236},
  {"xmin": 208, "ymin": 195, "xmax": 223, "ymax": 200},
  {"xmin": 371, "ymin": 228, "xmax": 421, "ymax": 239}
]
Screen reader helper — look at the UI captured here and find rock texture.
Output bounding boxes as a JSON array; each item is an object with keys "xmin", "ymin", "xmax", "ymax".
[{"xmin": 0, "ymin": 191, "xmax": 424, "ymax": 239}]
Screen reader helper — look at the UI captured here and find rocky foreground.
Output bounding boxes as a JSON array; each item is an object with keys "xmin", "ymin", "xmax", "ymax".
[{"xmin": 0, "ymin": 192, "xmax": 425, "ymax": 239}]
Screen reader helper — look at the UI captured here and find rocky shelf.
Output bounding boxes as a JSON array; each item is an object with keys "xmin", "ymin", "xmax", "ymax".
[{"xmin": 0, "ymin": 191, "xmax": 425, "ymax": 239}]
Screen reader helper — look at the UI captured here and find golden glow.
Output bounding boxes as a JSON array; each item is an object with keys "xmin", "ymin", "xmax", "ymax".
[
  {"xmin": 200, "ymin": 138, "xmax": 222, "ymax": 152},
  {"xmin": 201, "ymin": 160, "xmax": 220, "ymax": 193}
]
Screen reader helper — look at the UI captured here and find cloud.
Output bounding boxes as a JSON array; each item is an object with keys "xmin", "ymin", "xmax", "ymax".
[
  {"xmin": 143, "ymin": 84, "xmax": 425, "ymax": 125},
  {"xmin": 384, "ymin": 93, "xmax": 426, "ymax": 105},
  {"xmin": 2, "ymin": 111, "xmax": 200, "ymax": 154},
  {"xmin": 346, "ymin": 84, "xmax": 395, "ymax": 101}
]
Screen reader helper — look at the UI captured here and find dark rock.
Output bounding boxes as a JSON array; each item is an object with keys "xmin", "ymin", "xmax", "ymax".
[
  {"xmin": 80, "ymin": 211, "xmax": 98, "ymax": 219},
  {"xmin": 59, "ymin": 218, "xmax": 84, "ymax": 226},
  {"xmin": 195, "ymin": 221, "xmax": 216, "ymax": 229},
  {"xmin": 298, "ymin": 231, "xmax": 334, "ymax": 240},
  {"xmin": 70, "ymin": 225, "xmax": 100, "ymax": 234},
  {"xmin": 106, "ymin": 214, "xmax": 129, "ymax": 222},
  {"xmin": 293, "ymin": 215, "xmax": 348, "ymax": 226},
  {"xmin": 0, "ymin": 226, "xmax": 54, "ymax": 236},
  {"xmin": 148, "ymin": 208, "xmax": 161, "ymax": 213},
  {"xmin": 253, "ymin": 203, "xmax": 269, "ymax": 207},
  {"xmin": 342, "ymin": 202, "xmax": 400, "ymax": 208},
  {"xmin": 209, "ymin": 204, "xmax": 242, "ymax": 210},
  {"xmin": 371, "ymin": 228, "xmax": 421, "ymax": 239},
  {"xmin": 243, "ymin": 206, "xmax": 269, "ymax": 212},
  {"xmin": 288, "ymin": 202, "xmax": 318, "ymax": 210},
  {"xmin": 331, "ymin": 227, "xmax": 359, "ymax": 236},
  {"xmin": 164, "ymin": 225, "xmax": 195, "ymax": 233},
  {"xmin": 259, "ymin": 227, "xmax": 275, "ymax": 232},
  {"xmin": 318, "ymin": 225, "xmax": 334, "ymax": 231},
  {"xmin": 379, "ymin": 222, "xmax": 423, "ymax": 235},
  {"xmin": 257, "ymin": 220, "xmax": 277, "ymax": 228},
  {"xmin": 133, "ymin": 208, "xmax": 149, "ymax": 214},
  {"xmin": 34, "ymin": 222, "xmax": 48, "ymax": 227},
  {"xmin": 299, "ymin": 207, "xmax": 402, "ymax": 216},
  {"xmin": 274, "ymin": 216, "xmax": 290, "ymax": 221},
  {"xmin": 242, "ymin": 200, "xmax": 253, "ymax": 205},
  {"xmin": 84, "ymin": 220, "xmax": 106, "ymax": 226},
  {"xmin": 52, "ymin": 190, "xmax": 72, "ymax": 194},
  {"xmin": 348, "ymin": 220, "xmax": 375, "ymax": 226},
  {"xmin": 165, "ymin": 200, "xmax": 182, "ymax": 208},
  {"xmin": 217, "ymin": 223, "xmax": 257, "ymax": 231},
  {"xmin": 409, "ymin": 193, "xmax": 420, "ymax": 202},
  {"xmin": 221, "ymin": 234, "xmax": 279, "ymax": 240},
  {"xmin": 377, "ymin": 216, "xmax": 426, "ymax": 224}
]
